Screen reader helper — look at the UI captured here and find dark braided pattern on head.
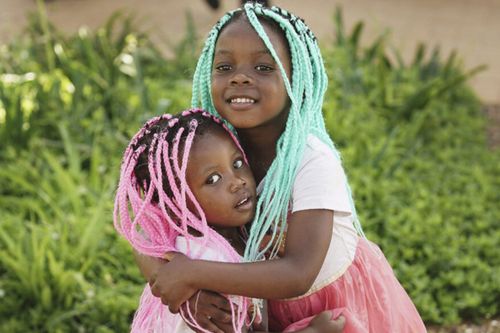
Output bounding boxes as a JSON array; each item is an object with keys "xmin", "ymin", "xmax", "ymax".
[{"xmin": 133, "ymin": 110, "xmax": 243, "ymax": 197}]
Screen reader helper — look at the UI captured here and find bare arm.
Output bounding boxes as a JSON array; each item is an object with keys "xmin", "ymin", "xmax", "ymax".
[
  {"xmin": 151, "ymin": 209, "xmax": 333, "ymax": 311},
  {"xmin": 134, "ymin": 252, "xmax": 234, "ymax": 333},
  {"xmin": 133, "ymin": 250, "xmax": 165, "ymax": 280}
]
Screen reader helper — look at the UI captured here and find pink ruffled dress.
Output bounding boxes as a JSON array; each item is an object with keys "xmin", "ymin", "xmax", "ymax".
[
  {"xmin": 260, "ymin": 135, "xmax": 426, "ymax": 332},
  {"xmin": 268, "ymin": 238, "xmax": 426, "ymax": 332}
]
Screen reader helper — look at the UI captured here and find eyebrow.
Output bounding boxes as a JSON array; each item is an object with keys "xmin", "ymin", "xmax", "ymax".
[
  {"xmin": 198, "ymin": 150, "xmax": 242, "ymax": 176},
  {"xmin": 214, "ymin": 49, "xmax": 272, "ymax": 56},
  {"xmin": 199, "ymin": 164, "xmax": 218, "ymax": 176}
]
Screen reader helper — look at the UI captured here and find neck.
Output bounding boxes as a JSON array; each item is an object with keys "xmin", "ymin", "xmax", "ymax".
[
  {"xmin": 236, "ymin": 118, "xmax": 286, "ymax": 184},
  {"xmin": 212, "ymin": 226, "xmax": 245, "ymax": 255}
]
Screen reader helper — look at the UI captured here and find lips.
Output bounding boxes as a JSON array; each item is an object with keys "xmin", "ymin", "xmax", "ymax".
[
  {"xmin": 235, "ymin": 194, "xmax": 253, "ymax": 210},
  {"xmin": 225, "ymin": 95, "xmax": 257, "ymax": 112},
  {"xmin": 225, "ymin": 94, "xmax": 258, "ymax": 105}
]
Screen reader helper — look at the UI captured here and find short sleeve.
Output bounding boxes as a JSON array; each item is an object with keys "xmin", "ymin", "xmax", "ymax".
[
  {"xmin": 175, "ymin": 237, "xmax": 235, "ymax": 261},
  {"xmin": 291, "ymin": 136, "xmax": 353, "ymax": 215}
]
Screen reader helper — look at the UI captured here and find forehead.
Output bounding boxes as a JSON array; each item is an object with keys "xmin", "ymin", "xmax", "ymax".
[
  {"xmin": 215, "ymin": 16, "xmax": 289, "ymax": 57},
  {"xmin": 190, "ymin": 127, "xmax": 238, "ymax": 158}
]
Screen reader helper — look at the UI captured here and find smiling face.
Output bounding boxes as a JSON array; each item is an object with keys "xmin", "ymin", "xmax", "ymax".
[
  {"xmin": 186, "ymin": 126, "xmax": 257, "ymax": 231},
  {"xmin": 211, "ymin": 16, "xmax": 292, "ymax": 131}
]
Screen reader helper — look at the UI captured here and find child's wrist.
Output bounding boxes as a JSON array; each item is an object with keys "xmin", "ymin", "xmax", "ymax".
[{"xmin": 181, "ymin": 256, "xmax": 200, "ymax": 289}]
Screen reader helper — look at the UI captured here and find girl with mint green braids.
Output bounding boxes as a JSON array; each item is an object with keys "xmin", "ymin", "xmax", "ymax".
[{"xmin": 139, "ymin": 2, "xmax": 426, "ymax": 332}]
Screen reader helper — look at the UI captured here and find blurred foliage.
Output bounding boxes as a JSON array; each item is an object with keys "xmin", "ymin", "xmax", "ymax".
[
  {"xmin": 0, "ymin": 3, "xmax": 498, "ymax": 331},
  {"xmin": 323, "ymin": 8, "xmax": 499, "ymax": 324}
]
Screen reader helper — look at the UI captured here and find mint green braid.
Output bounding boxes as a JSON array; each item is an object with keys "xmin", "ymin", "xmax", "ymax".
[{"xmin": 192, "ymin": 2, "xmax": 364, "ymax": 263}]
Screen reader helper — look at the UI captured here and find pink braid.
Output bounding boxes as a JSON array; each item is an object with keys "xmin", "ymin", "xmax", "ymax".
[{"xmin": 114, "ymin": 109, "xmax": 250, "ymax": 332}]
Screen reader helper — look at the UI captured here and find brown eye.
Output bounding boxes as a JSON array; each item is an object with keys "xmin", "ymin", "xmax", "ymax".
[
  {"xmin": 206, "ymin": 174, "xmax": 222, "ymax": 185},
  {"xmin": 215, "ymin": 64, "xmax": 232, "ymax": 71},
  {"xmin": 255, "ymin": 64, "xmax": 272, "ymax": 72},
  {"xmin": 233, "ymin": 158, "xmax": 244, "ymax": 169}
]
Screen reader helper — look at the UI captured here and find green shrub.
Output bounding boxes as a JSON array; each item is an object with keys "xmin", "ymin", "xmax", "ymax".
[
  {"xmin": 322, "ymin": 8, "xmax": 500, "ymax": 324},
  {"xmin": 0, "ymin": 4, "xmax": 498, "ymax": 331},
  {"xmin": 0, "ymin": 130, "xmax": 142, "ymax": 331},
  {"xmin": 0, "ymin": 4, "xmax": 194, "ymax": 331}
]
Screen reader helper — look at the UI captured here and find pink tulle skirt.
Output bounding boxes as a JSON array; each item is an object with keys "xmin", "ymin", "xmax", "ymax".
[{"xmin": 268, "ymin": 238, "xmax": 426, "ymax": 333}]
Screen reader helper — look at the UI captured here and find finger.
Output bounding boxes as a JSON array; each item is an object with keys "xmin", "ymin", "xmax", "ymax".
[
  {"xmin": 188, "ymin": 290, "xmax": 202, "ymax": 313},
  {"xmin": 170, "ymin": 295, "xmax": 190, "ymax": 315},
  {"xmin": 211, "ymin": 319, "xmax": 234, "ymax": 332},
  {"xmin": 169, "ymin": 303, "xmax": 180, "ymax": 314},
  {"xmin": 197, "ymin": 290, "xmax": 232, "ymax": 313},
  {"xmin": 187, "ymin": 317, "xmax": 225, "ymax": 333},
  {"xmin": 160, "ymin": 296, "xmax": 171, "ymax": 307},
  {"xmin": 332, "ymin": 315, "xmax": 346, "ymax": 330},
  {"xmin": 189, "ymin": 304, "xmax": 231, "ymax": 324},
  {"xmin": 208, "ymin": 294, "xmax": 232, "ymax": 312},
  {"xmin": 209, "ymin": 309, "xmax": 232, "ymax": 324},
  {"xmin": 190, "ymin": 291, "xmax": 232, "ymax": 324}
]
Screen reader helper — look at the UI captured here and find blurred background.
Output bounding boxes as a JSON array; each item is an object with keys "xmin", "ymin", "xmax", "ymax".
[
  {"xmin": 0, "ymin": 1, "xmax": 499, "ymax": 332},
  {"xmin": 2, "ymin": 0, "xmax": 499, "ymax": 105}
]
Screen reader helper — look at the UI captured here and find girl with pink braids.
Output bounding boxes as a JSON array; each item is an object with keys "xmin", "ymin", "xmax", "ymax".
[{"xmin": 114, "ymin": 109, "xmax": 345, "ymax": 333}]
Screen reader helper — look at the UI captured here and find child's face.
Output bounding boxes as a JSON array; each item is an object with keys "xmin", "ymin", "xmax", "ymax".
[
  {"xmin": 211, "ymin": 18, "xmax": 291, "ymax": 131},
  {"xmin": 186, "ymin": 127, "xmax": 257, "ymax": 230}
]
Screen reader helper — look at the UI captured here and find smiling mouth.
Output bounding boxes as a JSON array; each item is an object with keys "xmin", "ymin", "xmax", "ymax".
[{"xmin": 228, "ymin": 97, "xmax": 256, "ymax": 104}]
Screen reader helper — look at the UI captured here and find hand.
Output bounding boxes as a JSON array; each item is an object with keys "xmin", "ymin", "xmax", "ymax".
[
  {"xmin": 307, "ymin": 312, "xmax": 345, "ymax": 333},
  {"xmin": 149, "ymin": 253, "xmax": 198, "ymax": 313},
  {"xmin": 182, "ymin": 290, "xmax": 234, "ymax": 333}
]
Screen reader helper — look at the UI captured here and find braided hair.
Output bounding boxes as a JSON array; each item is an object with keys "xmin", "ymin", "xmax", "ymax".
[
  {"xmin": 114, "ymin": 109, "xmax": 249, "ymax": 332},
  {"xmin": 192, "ymin": 2, "xmax": 364, "ymax": 262}
]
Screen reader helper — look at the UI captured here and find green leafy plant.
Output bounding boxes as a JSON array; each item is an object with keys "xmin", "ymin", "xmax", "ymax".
[
  {"xmin": 323, "ymin": 8, "xmax": 500, "ymax": 324},
  {"xmin": 0, "ymin": 5, "xmax": 498, "ymax": 331}
]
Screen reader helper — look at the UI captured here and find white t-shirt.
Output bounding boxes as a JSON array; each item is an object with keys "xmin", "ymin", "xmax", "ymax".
[
  {"xmin": 258, "ymin": 135, "xmax": 359, "ymax": 297},
  {"xmin": 150, "ymin": 237, "xmax": 243, "ymax": 333}
]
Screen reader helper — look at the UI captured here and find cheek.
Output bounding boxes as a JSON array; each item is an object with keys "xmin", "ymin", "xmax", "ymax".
[
  {"xmin": 211, "ymin": 81, "xmax": 224, "ymax": 108},
  {"xmin": 272, "ymin": 84, "xmax": 289, "ymax": 108},
  {"xmin": 211, "ymin": 76, "xmax": 222, "ymax": 94},
  {"xmin": 196, "ymin": 190, "xmax": 224, "ymax": 216},
  {"xmin": 269, "ymin": 76, "xmax": 287, "ymax": 96}
]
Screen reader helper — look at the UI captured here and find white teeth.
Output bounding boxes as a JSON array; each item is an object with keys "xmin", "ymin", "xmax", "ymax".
[
  {"xmin": 230, "ymin": 98, "xmax": 255, "ymax": 104},
  {"xmin": 236, "ymin": 197, "xmax": 249, "ymax": 207}
]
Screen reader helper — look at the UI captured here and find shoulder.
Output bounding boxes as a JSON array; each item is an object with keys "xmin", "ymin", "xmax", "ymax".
[
  {"xmin": 298, "ymin": 134, "xmax": 346, "ymax": 179},
  {"xmin": 304, "ymin": 134, "xmax": 335, "ymax": 155},
  {"xmin": 292, "ymin": 135, "xmax": 351, "ymax": 214}
]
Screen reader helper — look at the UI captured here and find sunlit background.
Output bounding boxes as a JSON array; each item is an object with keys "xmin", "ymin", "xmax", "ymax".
[{"xmin": 0, "ymin": 1, "xmax": 498, "ymax": 332}]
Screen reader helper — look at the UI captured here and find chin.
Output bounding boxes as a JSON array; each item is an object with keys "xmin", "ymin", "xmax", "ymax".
[{"xmin": 246, "ymin": 214, "xmax": 256, "ymax": 224}]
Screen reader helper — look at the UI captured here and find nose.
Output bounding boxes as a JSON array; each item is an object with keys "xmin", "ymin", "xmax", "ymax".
[
  {"xmin": 230, "ymin": 176, "xmax": 247, "ymax": 193},
  {"xmin": 230, "ymin": 71, "xmax": 252, "ymax": 86}
]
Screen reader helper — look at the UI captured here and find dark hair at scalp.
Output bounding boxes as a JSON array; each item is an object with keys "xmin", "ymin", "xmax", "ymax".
[{"xmin": 133, "ymin": 111, "xmax": 228, "ymax": 195}]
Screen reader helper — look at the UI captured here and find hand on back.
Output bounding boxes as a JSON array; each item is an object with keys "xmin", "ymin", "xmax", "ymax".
[
  {"xmin": 149, "ymin": 253, "xmax": 197, "ymax": 313},
  {"xmin": 183, "ymin": 290, "xmax": 234, "ymax": 333},
  {"xmin": 307, "ymin": 312, "xmax": 345, "ymax": 333}
]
